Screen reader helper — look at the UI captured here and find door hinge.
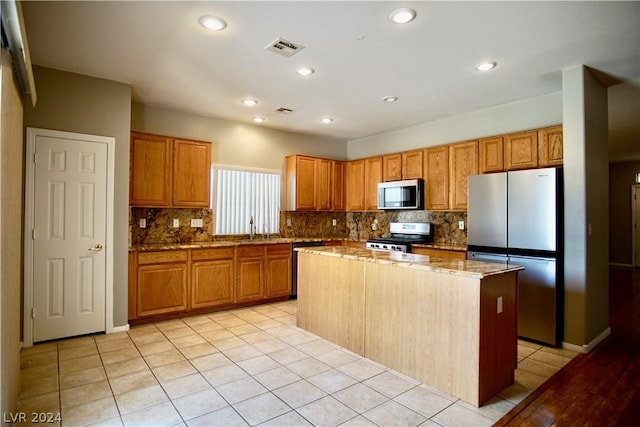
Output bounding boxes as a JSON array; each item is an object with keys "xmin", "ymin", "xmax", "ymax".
[
  {"xmin": 32, "ymin": 229, "xmax": 36, "ymax": 240},
  {"xmin": 33, "ymin": 153, "xmax": 37, "ymax": 164},
  {"xmin": 31, "ymin": 308, "xmax": 35, "ymax": 319}
]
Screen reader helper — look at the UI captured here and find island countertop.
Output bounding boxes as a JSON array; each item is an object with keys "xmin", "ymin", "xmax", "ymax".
[{"xmin": 295, "ymin": 246, "xmax": 522, "ymax": 279}]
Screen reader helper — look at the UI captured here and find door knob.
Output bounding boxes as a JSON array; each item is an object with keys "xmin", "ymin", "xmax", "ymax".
[{"xmin": 88, "ymin": 244, "xmax": 103, "ymax": 252}]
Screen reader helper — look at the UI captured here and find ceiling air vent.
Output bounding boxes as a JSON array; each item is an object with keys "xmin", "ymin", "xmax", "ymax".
[
  {"xmin": 265, "ymin": 38, "xmax": 305, "ymax": 57},
  {"xmin": 275, "ymin": 107, "xmax": 295, "ymax": 114}
]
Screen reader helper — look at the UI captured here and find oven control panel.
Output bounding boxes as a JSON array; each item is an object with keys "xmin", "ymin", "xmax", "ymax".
[{"xmin": 365, "ymin": 242, "xmax": 408, "ymax": 253}]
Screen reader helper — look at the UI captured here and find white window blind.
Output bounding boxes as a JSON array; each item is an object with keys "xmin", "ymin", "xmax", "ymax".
[{"xmin": 214, "ymin": 167, "xmax": 280, "ymax": 235}]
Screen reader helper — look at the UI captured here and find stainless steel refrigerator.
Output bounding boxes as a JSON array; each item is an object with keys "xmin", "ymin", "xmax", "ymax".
[{"xmin": 467, "ymin": 167, "xmax": 563, "ymax": 346}]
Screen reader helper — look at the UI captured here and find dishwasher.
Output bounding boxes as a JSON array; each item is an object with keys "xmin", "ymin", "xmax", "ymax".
[{"xmin": 291, "ymin": 241, "xmax": 324, "ymax": 298}]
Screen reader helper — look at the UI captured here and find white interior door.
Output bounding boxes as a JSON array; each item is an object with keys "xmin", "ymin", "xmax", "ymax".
[{"xmin": 29, "ymin": 130, "xmax": 109, "ymax": 342}]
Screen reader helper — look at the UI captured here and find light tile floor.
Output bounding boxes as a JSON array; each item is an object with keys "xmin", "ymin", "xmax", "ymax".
[{"xmin": 18, "ymin": 301, "xmax": 578, "ymax": 426}]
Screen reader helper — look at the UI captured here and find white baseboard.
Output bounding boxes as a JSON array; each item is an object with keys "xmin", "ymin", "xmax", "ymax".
[
  {"xmin": 109, "ymin": 324, "xmax": 130, "ymax": 334},
  {"xmin": 562, "ymin": 327, "xmax": 611, "ymax": 354}
]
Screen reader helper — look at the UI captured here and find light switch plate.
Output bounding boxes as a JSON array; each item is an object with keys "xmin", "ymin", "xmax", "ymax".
[
  {"xmin": 332, "ymin": 219, "xmax": 337, "ymax": 226},
  {"xmin": 191, "ymin": 218, "xmax": 203, "ymax": 228},
  {"xmin": 286, "ymin": 218, "xmax": 292, "ymax": 227},
  {"xmin": 173, "ymin": 219, "xmax": 180, "ymax": 228},
  {"xmin": 458, "ymin": 221, "xmax": 465, "ymax": 230},
  {"xmin": 139, "ymin": 218, "xmax": 146, "ymax": 228}
]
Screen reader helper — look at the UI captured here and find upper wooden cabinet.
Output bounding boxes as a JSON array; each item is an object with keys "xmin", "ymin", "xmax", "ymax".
[
  {"xmin": 172, "ymin": 139, "xmax": 212, "ymax": 207},
  {"xmin": 504, "ymin": 131, "xmax": 538, "ymax": 170},
  {"xmin": 424, "ymin": 147, "xmax": 449, "ymax": 210},
  {"xmin": 285, "ymin": 155, "xmax": 344, "ymax": 211},
  {"xmin": 402, "ymin": 150, "xmax": 424, "ymax": 179},
  {"xmin": 130, "ymin": 132, "xmax": 211, "ymax": 207},
  {"xmin": 345, "ymin": 160, "xmax": 365, "ymax": 211},
  {"xmin": 383, "ymin": 154, "xmax": 402, "ymax": 181},
  {"xmin": 538, "ymin": 125, "xmax": 563, "ymax": 167},
  {"xmin": 364, "ymin": 157, "xmax": 383, "ymax": 210},
  {"xmin": 130, "ymin": 133, "xmax": 172, "ymax": 206},
  {"xmin": 479, "ymin": 136, "xmax": 504, "ymax": 174},
  {"xmin": 331, "ymin": 161, "xmax": 345, "ymax": 211},
  {"xmin": 383, "ymin": 150, "xmax": 424, "ymax": 181},
  {"xmin": 449, "ymin": 141, "xmax": 478, "ymax": 211}
]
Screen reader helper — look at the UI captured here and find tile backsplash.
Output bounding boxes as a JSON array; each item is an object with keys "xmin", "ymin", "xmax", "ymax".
[{"xmin": 130, "ymin": 208, "xmax": 467, "ymax": 246}]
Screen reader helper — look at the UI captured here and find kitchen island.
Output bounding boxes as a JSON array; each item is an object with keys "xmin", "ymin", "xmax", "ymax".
[{"xmin": 296, "ymin": 246, "xmax": 523, "ymax": 406}]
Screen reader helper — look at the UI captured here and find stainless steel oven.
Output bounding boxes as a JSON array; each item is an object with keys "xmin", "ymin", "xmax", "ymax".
[{"xmin": 366, "ymin": 222, "xmax": 433, "ymax": 253}]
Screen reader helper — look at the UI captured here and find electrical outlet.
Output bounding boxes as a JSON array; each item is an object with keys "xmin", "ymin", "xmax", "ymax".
[
  {"xmin": 371, "ymin": 223, "xmax": 377, "ymax": 231},
  {"xmin": 172, "ymin": 219, "xmax": 179, "ymax": 228},
  {"xmin": 497, "ymin": 296, "xmax": 503, "ymax": 314},
  {"xmin": 139, "ymin": 218, "xmax": 146, "ymax": 228},
  {"xmin": 286, "ymin": 217, "xmax": 292, "ymax": 227},
  {"xmin": 458, "ymin": 221, "xmax": 465, "ymax": 230},
  {"xmin": 332, "ymin": 219, "xmax": 337, "ymax": 226},
  {"xmin": 191, "ymin": 218, "xmax": 203, "ymax": 228}
]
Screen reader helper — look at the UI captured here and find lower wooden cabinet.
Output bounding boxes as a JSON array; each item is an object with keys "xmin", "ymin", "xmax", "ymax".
[
  {"xmin": 412, "ymin": 247, "xmax": 467, "ymax": 260},
  {"xmin": 129, "ymin": 243, "xmax": 292, "ymax": 321},
  {"xmin": 236, "ymin": 246, "xmax": 265, "ymax": 303},
  {"xmin": 265, "ymin": 244, "xmax": 292, "ymax": 298},
  {"xmin": 191, "ymin": 248, "xmax": 234, "ymax": 309},
  {"xmin": 136, "ymin": 250, "xmax": 189, "ymax": 317}
]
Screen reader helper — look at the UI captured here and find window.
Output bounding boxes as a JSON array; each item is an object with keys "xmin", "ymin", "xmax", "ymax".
[{"xmin": 213, "ymin": 166, "xmax": 281, "ymax": 235}]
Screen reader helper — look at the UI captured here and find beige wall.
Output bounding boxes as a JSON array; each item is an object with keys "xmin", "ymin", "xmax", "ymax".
[
  {"xmin": 23, "ymin": 67, "xmax": 131, "ymax": 327},
  {"xmin": 131, "ymin": 104, "xmax": 348, "ymax": 171},
  {"xmin": 347, "ymin": 92, "xmax": 562, "ymax": 159},
  {"xmin": 609, "ymin": 161, "xmax": 640, "ymax": 265},
  {"xmin": 1, "ymin": 48, "xmax": 24, "ymax": 418},
  {"xmin": 563, "ymin": 65, "xmax": 609, "ymax": 348}
]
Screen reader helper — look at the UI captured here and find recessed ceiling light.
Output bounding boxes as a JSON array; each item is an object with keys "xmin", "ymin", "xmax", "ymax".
[
  {"xmin": 321, "ymin": 118, "xmax": 334, "ymax": 124},
  {"xmin": 241, "ymin": 98, "xmax": 258, "ymax": 106},
  {"xmin": 252, "ymin": 117, "xmax": 266, "ymax": 123},
  {"xmin": 475, "ymin": 61, "xmax": 497, "ymax": 71},
  {"xmin": 382, "ymin": 96, "xmax": 398, "ymax": 103},
  {"xmin": 199, "ymin": 15, "xmax": 227, "ymax": 31},
  {"xmin": 295, "ymin": 66, "xmax": 315, "ymax": 77},
  {"xmin": 388, "ymin": 8, "xmax": 417, "ymax": 24}
]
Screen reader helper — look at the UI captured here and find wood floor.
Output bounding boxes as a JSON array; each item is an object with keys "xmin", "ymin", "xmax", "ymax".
[{"xmin": 495, "ymin": 268, "xmax": 640, "ymax": 426}]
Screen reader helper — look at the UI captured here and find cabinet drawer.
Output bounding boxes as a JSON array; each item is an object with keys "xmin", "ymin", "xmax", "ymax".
[
  {"xmin": 266, "ymin": 243, "xmax": 291, "ymax": 255},
  {"xmin": 138, "ymin": 250, "xmax": 188, "ymax": 265},
  {"xmin": 192, "ymin": 247, "xmax": 234, "ymax": 261},
  {"xmin": 237, "ymin": 245, "xmax": 265, "ymax": 258}
]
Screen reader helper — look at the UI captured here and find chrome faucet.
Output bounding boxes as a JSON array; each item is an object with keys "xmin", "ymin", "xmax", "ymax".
[
  {"xmin": 249, "ymin": 216, "xmax": 255, "ymax": 240},
  {"xmin": 262, "ymin": 221, "xmax": 269, "ymax": 239}
]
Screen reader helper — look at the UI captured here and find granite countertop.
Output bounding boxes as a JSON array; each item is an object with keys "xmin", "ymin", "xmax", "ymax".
[
  {"xmin": 411, "ymin": 242, "xmax": 468, "ymax": 251},
  {"xmin": 129, "ymin": 237, "xmax": 348, "ymax": 252},
  {"xmin": 295, "ymin": 246, "xmax": 521, "ymax": 279}
]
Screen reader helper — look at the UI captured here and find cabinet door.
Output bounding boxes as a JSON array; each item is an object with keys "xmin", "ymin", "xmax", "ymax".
[
  {"xmin": 172, "ymin": 139, "xmax": 211, "ymax": 207},
  {"xmin": 130, "ymin": 132, "xmax": 172, "ymax": 207},
  {"xmin": 505, "ymin": 131, "xmax": 538, "ymax": 170},
  {"xmin": 137, "ymin": 263, "xmax": 188, "ymax": 317},
  {"xmin": 538, "ymin": 125, "xmax": 563, "ymax": 167},
  {"xmin": 236, "ymin": 246, "xmax": 264, "ymax": 302},
  {"xmin": 316, "ymin": 158, "xmax": 332, "ymax": 211},
  {"xmin": 402, "ymin": 150, "xmax": 424, "ymax": 179},
  {"xmin": 449, "ymin": 141, "xmax": 478, "ymax": 211},
  {"xmin": 345, "ymin": 160, "xmax": 365, "ymax": 211},
  {"xmin": 365, "ymin": 157, "xmax": 383, "ymax": 210},
  {"xmin": 192, "ymin": 258, "xmax": 234, "ymax": 309},
  {"xmin": 265, "ymin": 244, "xmax": 292, "ymax": 298},
  {"xmin": 424, "ymin": 147, "xmax": 449, "ymax": 210},
  {"xmin": 128, "ymin": 252, "xmax": 137, "ymax": 320},
  {"xmin": 479, "ymin": 136, "xmax": 504, "ymax": 173},
  {"xmin": 331, "ymin": 161, "xmax": 345, "ymax": 211},
  {"xmin": 296, "ymin": 156, "xmax": 317, "ymax": 210},
  {"xmin": 383, "ymin": 154, "xmax": 402, "ymax": 182}
]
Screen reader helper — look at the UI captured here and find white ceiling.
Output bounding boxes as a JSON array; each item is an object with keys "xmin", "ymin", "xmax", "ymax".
[{"xmin": 21, "ymin": 1, "xmax": 640, "ymax": 142}]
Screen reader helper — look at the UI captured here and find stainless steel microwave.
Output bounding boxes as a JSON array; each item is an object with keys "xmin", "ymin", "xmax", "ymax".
[{"xmin": 377, "ymin": 179, "xmax": 424, "ymax": 210}]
